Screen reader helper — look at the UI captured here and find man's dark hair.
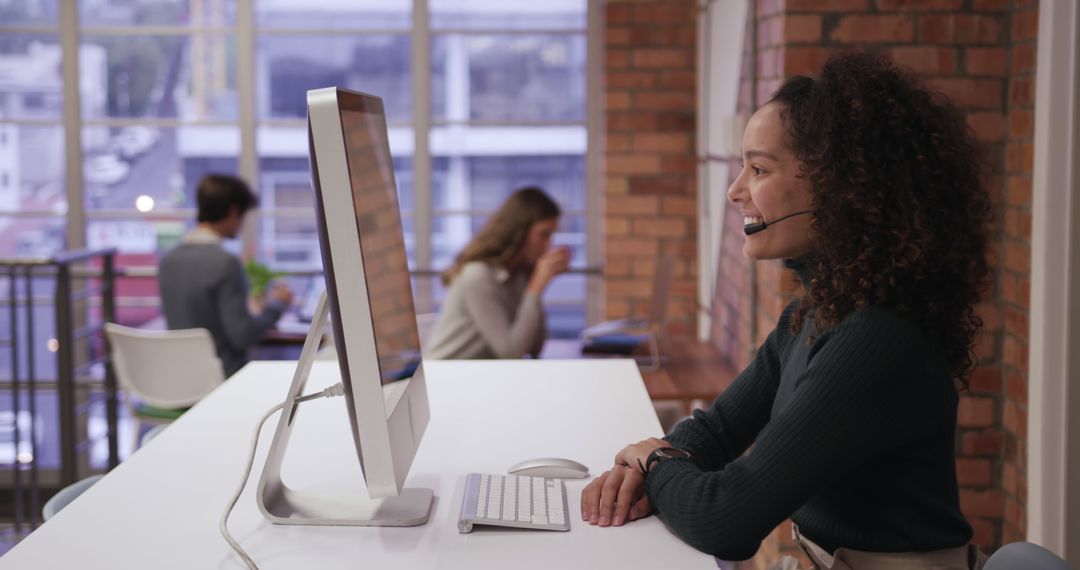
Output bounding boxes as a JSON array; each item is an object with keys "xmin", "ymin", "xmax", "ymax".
[{"xmin": 196, "ymin": 174, "xmax": 258, "ymax": 223}]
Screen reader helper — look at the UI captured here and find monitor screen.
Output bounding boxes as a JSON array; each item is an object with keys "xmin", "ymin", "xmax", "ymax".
[{"xmin": 337, "ymin": 99, "xmax": 422, "ymax": 386}]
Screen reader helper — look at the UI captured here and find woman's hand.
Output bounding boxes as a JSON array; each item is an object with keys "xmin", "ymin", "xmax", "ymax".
[
  {"xmin": 527, "ymin": 247, "xmax": 571, "ymax": 294},
  {"xmin": 580, "ymin": 438, "xmax": 669, "ymax": 527},
  {"xmin": 580, "ymin": 465, "xmax": 651, "ymax": 527}
]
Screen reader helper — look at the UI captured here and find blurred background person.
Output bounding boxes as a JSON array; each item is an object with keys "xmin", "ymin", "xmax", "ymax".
[
  {"xmin": 159, "ymin": 174, "xmax": 294, "ymax": 377},
  {"xmin": 426, "ymin": 186, "xmax": 569, "ymax": 359}
]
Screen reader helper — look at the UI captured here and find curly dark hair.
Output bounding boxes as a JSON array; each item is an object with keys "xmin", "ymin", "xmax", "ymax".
[{"xmin": 771, "ymin": 51, "xmax": 993, "ymax": 385}]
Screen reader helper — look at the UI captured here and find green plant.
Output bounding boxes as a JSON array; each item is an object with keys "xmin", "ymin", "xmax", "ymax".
[{"xmin": 245, "ymin": 259, "xmax": 285, "ymax": 297}]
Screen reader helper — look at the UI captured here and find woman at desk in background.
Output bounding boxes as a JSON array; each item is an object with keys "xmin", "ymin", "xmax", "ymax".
[
  {"xmin": 425, "ymin": 186, "xmax": 570, "ymax": 359},
  {"xmin": 581, "ymin": 52, "xmax": 993, "ymax": 569}
]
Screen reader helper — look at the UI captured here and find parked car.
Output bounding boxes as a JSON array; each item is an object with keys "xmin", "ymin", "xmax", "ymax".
[{"xmin": 84, "ymin": 154, "xmax": 130, "ymax": 186}]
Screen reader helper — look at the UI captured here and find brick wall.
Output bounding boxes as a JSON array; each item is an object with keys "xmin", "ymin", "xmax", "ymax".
[
  {"xmin": 1000, "ymin": 0, "xmax": 1037, "ymax": 546},
  {"xmin": 603, "ymin": 0, "xmax": 698, "ymax": 339}
]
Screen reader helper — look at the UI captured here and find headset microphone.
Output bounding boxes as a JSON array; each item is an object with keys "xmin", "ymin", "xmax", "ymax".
[{"xmin": 743, "ymin": 210, "xmax": 812, "ymax": 236}]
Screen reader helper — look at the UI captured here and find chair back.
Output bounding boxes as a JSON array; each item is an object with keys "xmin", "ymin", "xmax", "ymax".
[
  {"xmin": 984, "ymin": 542, "xmax": 1072, "ymax": 570},
  {"xmin": 104, "ymin": 323, "xmax": 226, "ymax": 409}
]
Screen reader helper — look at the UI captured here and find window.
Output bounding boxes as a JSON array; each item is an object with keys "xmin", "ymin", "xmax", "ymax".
[{"xmin": 0, "ymin": 0, "xmax": 595, "ymax": 333}]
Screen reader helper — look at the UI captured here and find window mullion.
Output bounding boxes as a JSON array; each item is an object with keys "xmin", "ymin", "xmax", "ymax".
[
  {"xmin": 412, "ymin": 0, "xmax": 434, "ymax": 313},
  {"xmin": 59, "ymin": 0, "xmax": 85, "ymax": 249},
  {"xmin": 236, "ymin": 0, "xmax": 259, "ymax": 259}
]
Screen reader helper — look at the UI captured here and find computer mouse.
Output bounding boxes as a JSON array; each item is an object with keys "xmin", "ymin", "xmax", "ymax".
[{"xmin": 507, "ymin": 457, "xmax": 590, "ymax": 479}]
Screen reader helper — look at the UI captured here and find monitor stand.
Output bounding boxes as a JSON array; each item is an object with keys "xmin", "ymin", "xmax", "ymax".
[{"xmin": 255, "ymin": 292, "xmax": 434, "ymax": 526}]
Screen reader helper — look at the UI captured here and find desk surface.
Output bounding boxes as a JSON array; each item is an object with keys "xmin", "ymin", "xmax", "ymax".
[{"xmin": 2, "ymin": 360, "xmax": 714, "ymax": 569}]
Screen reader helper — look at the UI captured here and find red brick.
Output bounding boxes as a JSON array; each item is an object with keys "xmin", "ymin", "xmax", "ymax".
[
  {"xmin": 606, "ymin": 49, "xmax": 630, "ymax": 69},
  {"xmin": 606, "ymin": 237, "xmax": 661, "ymax": 256},
  {"xmin": 1009, "ymin": 76, "xmax": 1035, "ymax": 107},
  {"xmin": 966, "ymin": 112, "xmax": 1005, "ymax": 142},
  {"xmin": 607, "ymin": 195, "xmax": 660, "ymax": 215},
  {"xmin": 606, "ymin": 3, "xmax": 632, "ymax": 25},
  {"xmin": 604, "ymin": 255, "xmax": 631, "ymax": 277},
  {"xmin": 830, "ymin": 14, "xmax": 915, "ymax": 43},
  {"xmin": 876, "ymin": 0, "xmax": 963, "ymax": 9},
  {"xmin": 1003, "ymin": 398, "xmax": 1027, "ymax": 438},
  {"xmin": 919, "ymin": 14, "xmax": 1004, "ymax": 44},
  {"xmin": 605, "ymin": 176, "xmax": 629, "ymax": 195},
  {"xmin": 1011, "ymin": 9, "xmax": 1038, "ymax": 41},
  {"xmin": 965, "ymin": 47, "xmax": 1008, "ymax": 77},
  {"xmin": 607, "ymin": 153, "xmax": 663, "ymax": 175},
  {"xmin": 629, "ymin": 25, "xmax": 696, "ymax": 48},
  {"xmin": 605, "ymin": 297, "xmax": 631, "ymax": 318},
  {"xmin": 969, "ymin": 518, "xmax": 996, "ymax": 548},
  {"xmin": 632, "ymin": 132, "xmax": 691, "ymax": 153},
  {"xmin": 1009, "ymin": 109, "xmax": 1034, "ymax": 139},
  {"xmin": 888, "ymin": 46, "xmax": 957, "ymax": 75},
  {"xmin": 604, "ymin": 216, "xmax": 631, "ymax": 237},
  {"xmin": 1005, "ymin": 176, "xmax": 1031, "ymax": 207},
  {"xmin": 1005, "ymin": 306, "xmax": 1028, "ymax": 338},
  {"xmin": 656, "ymin": 111, "xmax": 695, "ymax": 131},
  {"xmin": 960, "ymin": 488, "xmax": 1005, "ymax": 518},
  {"xmin": 961, "ymin": 429, "xmax": 1003, "ymax": 456},
  {"xmin": 607, "ymin": 111, "xmax": 657, "ymax": 132},
  {"xmin": 757, "ymin": 16, "xmax": 781, "ymax": 50},
  {"xmin": 607, "ymin": 71, "xmax": 658, "ymax": 89},
  {"xmin": 972, "ymin": 0, "xmax": 1009, "ymax": 9},
  {"xmin": 631, "ymin": 48, "xmax": 693, "ymax": 69},
  {"xmin": 606, "ymin": 27, "xmax": 631, "ymax": 46},
  {"xmin": 758, "ymin": 50, "xmax": 780, "ymax": 78},
  {"xmin": 969, "ymin": 365, "xmax": 1001, "ymax": 394},
  {"xmin": 632, "ymin": 2, "xmax": 695, "ymax": 25},
  {"xmin": 1004, "ymin": 241, "xmax": 1030, "ymax": 274},
  {"xmin": 632, "ymin": 218, "xmax": 688, "ymax": 237},
  {"xmin": 661, "ymin": 196, "xmax": 696, "ymax": 216},
  {"xmin": 926, "ymin": 78, "xmax": 1003, "ymax": 109},
  {"xmin": 1011, "ymin": 43, "xmax": 1037, "ymax": 75},
  {"xmin": 606, "ymin": 134, "xmax": 631, "ymax": 153},
  {"xmin": 1005, "ymin": 368, "xmax": 1027, "ymax": 402},
  {"xmin": 607, "ymin": 277, "xmax": 655, "ymax": 299},
  {"xmin": 634, "ymin": 91, "xmax": 695, "ymax": 111},
  {"xmin": 956, "ymin": 458, "xmax": 993, "ymax": 486},
  {"xmin": 783, "ymin": 46, "xmax": 834, "ymax": 76},
  {"xmin": 661, "ymin": 155, "xmax": 697, "ymax": 174},
  {"xmin": 607, "ymin": 91, "xmax": 632, "ymax": 110},
  {"xmin": 660, "ymin": 70, "xmax": 696, "ymax": 90},
  {"xmin": 958, "ymin": 396, "xmax": 995, "ymax": 428},
  {"xmin": 629, "ymin": 177, "xmax": 691, "ymax": 195},
  {"xmin": 786, "ymin": 0, "xmax": 869, "ymax": 11},
  {"xmin": 784, "ymin": 14, "xmax": 822, "ymax": 43}
]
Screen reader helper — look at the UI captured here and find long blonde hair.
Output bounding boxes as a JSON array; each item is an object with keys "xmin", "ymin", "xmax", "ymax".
[{"xmin": 441, "ymin": 186, "xmax": 561, "ymax": 285}]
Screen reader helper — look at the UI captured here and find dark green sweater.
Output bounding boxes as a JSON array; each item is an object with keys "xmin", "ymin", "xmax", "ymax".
[{"xmin": 645, "ymin": 263, "xmax": 972, "ymax": 560}]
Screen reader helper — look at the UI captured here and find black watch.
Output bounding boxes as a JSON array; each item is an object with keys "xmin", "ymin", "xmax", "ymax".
[{"xmin": 642, "ymin": 447, "xmax": 692, "ymax": 474}]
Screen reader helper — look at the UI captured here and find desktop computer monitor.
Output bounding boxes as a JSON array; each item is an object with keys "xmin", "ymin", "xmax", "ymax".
[{"xmin": 255, "ymin": 86, "xmax": 432, "ymax": 526}]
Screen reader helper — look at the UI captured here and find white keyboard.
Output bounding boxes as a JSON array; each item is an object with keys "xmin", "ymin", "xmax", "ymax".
[{"xmin": 458, "ymin": 473, "xmax": 570, "ymax": 533}]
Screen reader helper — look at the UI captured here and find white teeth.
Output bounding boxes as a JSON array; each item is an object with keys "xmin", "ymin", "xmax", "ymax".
[{"xmin": 743, "ymin": 216, "xmax": 764, "ymax": 226}]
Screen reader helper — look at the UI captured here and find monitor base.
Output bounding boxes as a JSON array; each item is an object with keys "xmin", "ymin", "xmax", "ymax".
[
  {"xmin": 259, "ymin": 485, "xmax": 433, "ymax": 527},
  {"xmin": 255, "ymin": 292, "xmax": 434, "ymax": 528}
]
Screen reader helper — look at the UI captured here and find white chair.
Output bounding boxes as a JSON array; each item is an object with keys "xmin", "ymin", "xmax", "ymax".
[
  {"xmin": 103, "ymin": 323, "xmax": 226, "ymax": 455},
  {"xmin": 42, "ymin": 474, "xmax": 105, "ymax": 521}
]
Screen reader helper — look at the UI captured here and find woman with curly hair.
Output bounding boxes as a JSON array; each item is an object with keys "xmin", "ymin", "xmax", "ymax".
[{"xmin": 580, "ymin": 52, "xmax": 993, "ymax": 569}]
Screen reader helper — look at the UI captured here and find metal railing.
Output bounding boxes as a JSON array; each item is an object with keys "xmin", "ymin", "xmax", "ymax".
[{"xmin": 0, "ymin": 248, "xmax": 119, "ymax": 540}]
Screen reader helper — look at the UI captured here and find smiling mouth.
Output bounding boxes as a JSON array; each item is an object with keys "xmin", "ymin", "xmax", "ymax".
[{"xmin": 743, "ymin": 216, "xmax": 764, "ymax": 228}]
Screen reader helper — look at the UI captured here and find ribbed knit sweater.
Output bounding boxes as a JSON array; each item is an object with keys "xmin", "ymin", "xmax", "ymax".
[{"xmin": 645, "ymin": 259, "xmax": 972, "ymax": 561}]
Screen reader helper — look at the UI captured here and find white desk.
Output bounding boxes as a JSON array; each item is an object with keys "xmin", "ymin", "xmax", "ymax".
[{"xmin": 1, "ymin": 360, "xmax": 714, "ymax": 569}]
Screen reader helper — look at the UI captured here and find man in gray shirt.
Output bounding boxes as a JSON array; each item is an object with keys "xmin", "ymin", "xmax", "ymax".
[{"xmin": 158, "ymin": 174, "xmax": 293, "ymax": 377}]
